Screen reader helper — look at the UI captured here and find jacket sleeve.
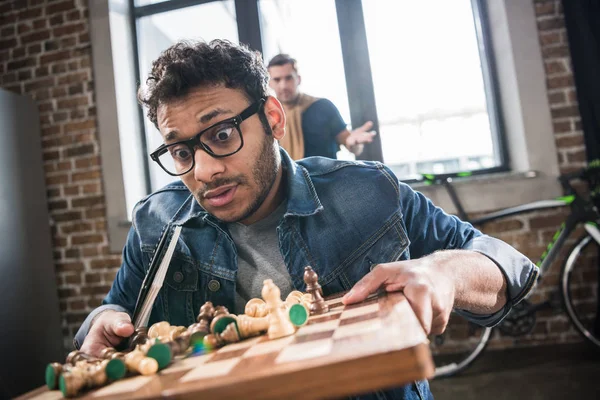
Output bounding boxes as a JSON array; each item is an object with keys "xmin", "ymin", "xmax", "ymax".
[
  {"xmin": 73, "ymin": 226, "xmax": 146, "ymax": 348},
  {"xmin": 398, "ymin": 180, "xmax": 539, "ymax": 327}
]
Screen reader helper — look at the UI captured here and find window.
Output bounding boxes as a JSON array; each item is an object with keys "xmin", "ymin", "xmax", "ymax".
[{"xmin": 362, "ymin": 0, "xmax": 503, "ymax": 178}]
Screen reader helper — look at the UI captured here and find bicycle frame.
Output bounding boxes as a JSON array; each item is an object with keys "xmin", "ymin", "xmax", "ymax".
[{"xmin": 435, "ymin": 174, "xmax": 600, "ymax": 278}]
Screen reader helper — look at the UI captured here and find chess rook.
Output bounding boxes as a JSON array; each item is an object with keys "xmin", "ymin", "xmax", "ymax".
[{"xmin": 304, "ymin": 266, "xmax": 329, "ymax": 315}]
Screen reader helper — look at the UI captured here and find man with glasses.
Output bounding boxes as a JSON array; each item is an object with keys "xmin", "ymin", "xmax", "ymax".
[{"xmin": 75, "ymin": 39, "xmax": 537, "ymax": 399}]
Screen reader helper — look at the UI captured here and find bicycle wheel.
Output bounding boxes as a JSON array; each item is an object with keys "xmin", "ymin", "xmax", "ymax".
[
  {"xmin": 430, "ymin": 312, "xmax": 492, "ymax": 378},
  {"xmin": 561, "ymin": 234, "xmax": 600, "ymax": 348}
]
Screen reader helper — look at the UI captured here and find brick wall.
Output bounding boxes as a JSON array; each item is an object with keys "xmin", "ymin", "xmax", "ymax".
[
  {"xmin": 0, "ymin": 0, "xmax": 120, "ymax": 353},
  {"xmin": 0, "ymin": 0, "xmax": 594, "ymax": 354}
]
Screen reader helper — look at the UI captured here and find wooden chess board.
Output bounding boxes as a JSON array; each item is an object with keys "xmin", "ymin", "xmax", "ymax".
[{"xmin": 20, "ymin": 291, "xmax": 434, "ymax": 400}]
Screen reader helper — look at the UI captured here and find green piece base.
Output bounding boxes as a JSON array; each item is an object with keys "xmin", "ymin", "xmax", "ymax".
[
  {"xmin": 288, "ymin": 303, "xmax": 309, "ymax": 327},
  {"xmin": 146, "ymin": 342, "xmax": 172, "ymax": 370},
  {"xmin": 45, "ymin": 364, "xmax": 58, "ymax": 390},
  {"xmin": 105, "ymin": 358, "xmax": 126, "ymax": 380}
]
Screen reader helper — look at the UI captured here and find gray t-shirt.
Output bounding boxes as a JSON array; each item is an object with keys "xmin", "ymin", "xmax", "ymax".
[{"xmin": 228, "ymin": 200, "xmax": 295, "ymax": 314}]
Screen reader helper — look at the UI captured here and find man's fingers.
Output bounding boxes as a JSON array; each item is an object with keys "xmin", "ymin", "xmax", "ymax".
[
  {"xmin": 110, "ymin": 316, "xmax": 134, "ymax": 338},
  {"xmin": 80, "ymin": 312, "xmax": 133, "ymax": 357},
  {"xmin": 403, "ymin": 283, "xmax": 433, "ymax": 334},
  {"xmin": 343, "ymin": 265, "xmax": 390, "ymax": 304}
]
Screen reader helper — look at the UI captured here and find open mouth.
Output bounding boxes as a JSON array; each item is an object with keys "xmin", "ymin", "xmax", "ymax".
[{"xmin": 203, "ymin": 185, "xmax": 238, "ymax": 208}]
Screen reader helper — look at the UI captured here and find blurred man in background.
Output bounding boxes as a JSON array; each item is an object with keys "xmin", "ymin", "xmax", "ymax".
[{"xmin": 267, "ymin": 54, "xmax": 376, "ymax": 160}]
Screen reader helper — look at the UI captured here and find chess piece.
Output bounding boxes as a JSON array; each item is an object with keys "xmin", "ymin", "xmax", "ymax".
[
  {"xmin": 124, "ymin": 348, "xmax": 159, "ymax": 376},
  {"xmin": 148, "ymin": 321, "xmax": 171, "ymax": 339},
  {"xmin": 262, "ymin": 279, "xmax": 296, "ymax": 339},
  {"xmin": 128, "ymin": 327, "xmax": 150, "ymax": 350},
  {"xmin": 60, "ymin": 360, "xmax": 109, "ymax": 398},
  {"xmin": 304, "ymin": 266, "xmax": 329, "ymax": 315},
  {"xmin": 236, "ymin": 314, "xmax": 269, "ymax": 338},
  {"xmin": 210, "ymin": 313, "xmax": 238, "ymax": 335},
  {"xmin": 214, "ymin": 305, "xmax": 229, "ymax": 317},
  {"xmin": 66, "ymin": 350, "xmax": 125, "ymax": 381},
  {"xmin": 45, "ymin": 362, "xmax": 71, "ymax": 390},
  {"xmin": 245, "ymin": 298, "xmax": 268, "ymax": 317}
]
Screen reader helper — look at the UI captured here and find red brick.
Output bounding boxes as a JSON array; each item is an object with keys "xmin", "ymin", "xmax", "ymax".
[
  {"xmin": 35, "ymin": 65, "xmax": 49, "ymax": 77},
  {"xmin": 84, "ymin": 272, "xmax": 102, "ymax": 284},
  {"xmin": 53, "ymin": 23, "xmax": 85, "ymax": 38},
  {"xmin": 79, "ymin": 32, "xmax": 90, "ymax": 44},
  {"xmin": 51, "ymin": 86, "xmax": 67, "ymax": 97},
  {"xmin": 49, "ymin": 14, "xmax": 64, "ymax": 26},
  {"xmin": 83, "ymin": 183, "xmax": 101, "ymax": 194},
  {"xmin": 65, "ymin": 248, "xmax": 80, "ymax": 258},
  {"xmin": 24, "ymin": 77, "xmax": 55, "ymax": 92},
  {"xmin": 56, "ymin": 261, "xmax": 84, "ymax": 272},
  {"xmin": 64, "ymin": 119, "xmax": 96, "ymax": 133},
  {"xmin": 53, "ymin": 112, "xmax": 68, "ymax": 122},
  {"xmin": 68, "ymin": 300, "xmax": 86, "ymax": 311},
  {"xmin": 46, "ymin": 173, "xmax": 69, "ymax": 186},
  {"xmin": 66, "ymin": 9, "xmax": 81, "ymax": 21},
  {"xmin": 33, "ymin": 18, "xmax": 47, "ymax": 30},
  {"xmin": 18, "ymin": 6, "xmax": 43, "ymax": 19},
  {"xmin": 57, "ymin": 72, "xmax": 88, "ymax": 85},
  {"xmin": 48, "ymin": 199, "xmax": 68, "ymax": 210},
  {"xmin": 535, "ymin": 2, "xmax": 555, "ymax": 16},
  {"xmin": 65, "ymin": 274, "xmax": 82, "ymax": 286},
  {"xmin": 7, "ymin": 57, "xmax": 36, "ymax": 71},
  {"xmin": 47, "ymin": 188, "xmax": 61, "ymax": 198},
  {"xmin": 82, "ymin": 247, "xmax": 99, "ymax": 257},
  {"xmin": 0, "ymin": 26, "xmax": 15, "ymax": 37},
  {"xmin": 21, "ymin": 30, "xmax": 51, "ymax": 45},
  {"xmin": 53, "ymin": 211, "xmax": 83, "ymax": 223},
  {"xmin": 17, "ymin": 69, "xmax": 32, "ymax": 80},
  {"xmin": 57, "ymin": 96, "xmax": 89, "ymax": 109},
  {"xmin": 80, "ymin": 285, "xmax": 111, "ymax": 296},
  {"xmin": 63, "ymin": 185, "xmax": 80, "ymax": 196},
  {"xmin": 541, "ymin": 46, "xmax": 570, "ymax": 58},
  {"xmin": 548, "ymin": 91, "xmax": 566, "ymax": 104},
  {"xmin": 556, "ymin": 134, "xmax": 584, "ymax": 148},
  {"xmin": 544, "ymin": 60, "xmax": 567, "ymax": 75},
  {"xmin": 44, "ymin": 40, "xmax": 60, "ymax": 52},
  {"xmin": 567, "ymin": 149, "xmax": 586, "ymax": 163},
  {"xmin": 47, "ymin": 0, "xmax": 75, "ymax": 15},
  {"xmin": 537, "ymin": 17, "xmax": 565, "ymax": 31},
  {"xmin": 43, "ymin": 150, "xmax": 60, "ymax": 161},
  {"xmin": 550, "ymin": 105, "xmax": 580, "ymax": 119},
  {"xmin": 552, "ymin": 121, "xmax": 572, "ymax": 134},
  {"xmin": 85, "ymin": 208, "xmax": 106, "ymax": 219},
  {"xmin": 61, "ymin": 221, "xmax": 94, "ymax": 234},
  {"xmin": 72, "ymin": 195, "xmax": 104, "ymax": 208},
  {"xmin": 40, "ymin": 50, "xmax": 71, "ymax": 64},
  {"xmin": 71, "ymin": 234, "xmax": 104, "ymax": 245},
  {"xmin": 72, "ymin": 170, "xmax": 101, "ymax": 182},
  {"xmin": 90, "ymin": 258, "xmax": 121, "ymax": 269},
  {"xmin": 65, "ymin": 143, "xmax": 95, "ymax": 157},
  {"xmin": 0, "ymin": 38, "xmax": 17, "ymax": 51},
  {"xmin": 547, "ymin": 75, "xmax": 573, "ymax": 89},
  {"xmin": 74, "ymin": 154, "xmax": 99, "ymax": 167},
  {"xmin": 11, "ymin": 47, "xmax": 26, "ymax": 59}
]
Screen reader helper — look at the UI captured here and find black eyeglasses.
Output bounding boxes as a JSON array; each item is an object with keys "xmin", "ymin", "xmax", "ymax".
[{"xmin": 150, "ymin": 98, "xmax": 266, "ymax": 176}]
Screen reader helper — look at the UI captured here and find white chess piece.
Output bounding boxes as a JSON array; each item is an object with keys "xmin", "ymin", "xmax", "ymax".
[{"xmin": 262, "ymin": 279, "xmax": 296, "ymax": 339}]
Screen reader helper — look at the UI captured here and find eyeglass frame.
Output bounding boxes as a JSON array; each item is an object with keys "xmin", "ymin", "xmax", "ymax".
[{"xmin": 149, "ymin": 98, "xmax": 267, "ymax": 176}]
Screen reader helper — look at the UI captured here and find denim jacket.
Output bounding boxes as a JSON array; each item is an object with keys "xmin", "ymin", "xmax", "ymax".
[{"xmin": 75, "ymin": 149, "xmax": 537, "ymax": 400}]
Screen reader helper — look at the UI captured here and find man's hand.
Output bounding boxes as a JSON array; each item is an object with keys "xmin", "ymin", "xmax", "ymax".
[
  {"xmin": 80, "ymin": 311, "xmax": 134, "ymax": 357},
  {"xmin": 342, "ymin": 259, "xmax": 456, "ymax": 335},
  {"xmin": 342, "ymin": 121, "xmax": 377, "ymax": 156}
]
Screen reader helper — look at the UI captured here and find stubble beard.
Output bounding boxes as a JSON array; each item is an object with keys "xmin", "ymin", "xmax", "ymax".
[{"xmin": 195, "ymin": 133, "xmax": 280, "ymax": 224}]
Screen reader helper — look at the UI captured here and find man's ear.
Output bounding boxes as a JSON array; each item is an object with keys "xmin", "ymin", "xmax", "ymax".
[
  {"xmin": 264, "ymin": 96, "xmax": 286, "ymax": 140},
  {"xmin": 297, "ymin": 74, "xmax": 302, "ymax": 86}
]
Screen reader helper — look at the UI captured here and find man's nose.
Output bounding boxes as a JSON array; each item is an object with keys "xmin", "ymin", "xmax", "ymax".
[{"xmin": 192, "ymin": 147, "xmax": 225, "ymax": 182}]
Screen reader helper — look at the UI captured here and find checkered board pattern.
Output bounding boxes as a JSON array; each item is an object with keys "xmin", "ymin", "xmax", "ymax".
[{"xmin": 23, "ymin": 291, "xmax": 434, "ymax": 400}]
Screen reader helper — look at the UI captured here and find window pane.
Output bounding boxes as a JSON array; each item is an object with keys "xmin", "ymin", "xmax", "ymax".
[
  {"xmin": 259, "ymin": 0, "xmax": 354, "ymax": 160},
  {"xmin": 362, "ymin": 0, "xmax": 499, "ymax": 178},
  {"xmin": 136, "ymin": 1, "xmax": 238, "ymax": 191}
]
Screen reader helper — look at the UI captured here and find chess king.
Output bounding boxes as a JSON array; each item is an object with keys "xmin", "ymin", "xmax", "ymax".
[{"xmin": 76, "ymin": 39, "xmax": 538, "ymax": 399}]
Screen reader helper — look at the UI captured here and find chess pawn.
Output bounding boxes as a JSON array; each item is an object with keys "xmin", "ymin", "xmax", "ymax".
[
  {"xmin": 124, "ymin": 348, "xmax": 159, "ymax": 376},
  {"xmin": 168, "ymin": 330, "xmax": 192, "ymax": 356},
  {"xmin": 128, "ymin": 327, "xmax": 150, "ymax": 350},
  {"xmin": 167, "ymin": 325, "xmax": 188, "ymax": 341},
  {"xmin": 236, "ymin": 314, "xmax": 269, "ymax": 338},
  {"xmin": 245, "ymin": 298, "xmax": 268, "ymax": 317},
  {"xmin": 214, "ymin": 305, "xmax": 230, "ymax": 317},
  {"xmin": 59, "ymin": 364, "xmax": 87, "ymax": 398},
  {"xmin": 304, "ymin": 266, "xmax": 329, "ymax": 315},
  {"xmin": 220, "ymin": 322, "xmax": 241, "ymax": 343},
  {"xmin": 66, "ymin": 350, "xmax": 126, "ymax": 381},
  {"xmin": 262, "ymin": 279, "xmax": 296, "ymax": 339},
  {"xmin": 46, "ymin": 362, "xmax": 71, "ymax": 390},
  {"xmin": 148, "ymin": 321, "xmax": 171, "ymax": 339}
]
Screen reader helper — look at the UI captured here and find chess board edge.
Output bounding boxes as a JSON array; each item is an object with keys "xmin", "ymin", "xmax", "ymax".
[{"xmin": 165, "ymin": 343, "xmax": 435, "ymax": 400}]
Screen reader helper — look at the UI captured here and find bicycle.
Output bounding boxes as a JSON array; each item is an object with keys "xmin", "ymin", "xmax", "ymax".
[{"xmin": 420, "ymin": 167, "xmax": 600, "ymax": 378}]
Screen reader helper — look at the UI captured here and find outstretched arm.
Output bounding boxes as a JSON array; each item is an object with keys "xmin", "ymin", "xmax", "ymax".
[{"xmin": 336, "ymin": 121, "xmax": 377, "ymax": 156}]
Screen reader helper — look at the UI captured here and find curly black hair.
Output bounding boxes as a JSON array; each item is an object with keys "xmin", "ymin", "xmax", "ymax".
[{"xmin": 138, "ymin": 39, "xmax": 270, "ymax": 129}]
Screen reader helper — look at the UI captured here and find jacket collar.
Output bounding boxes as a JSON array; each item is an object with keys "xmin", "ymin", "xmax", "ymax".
[{"xmin": 170, "ymin": 147, "xmax": 323, "ymax": 226}]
